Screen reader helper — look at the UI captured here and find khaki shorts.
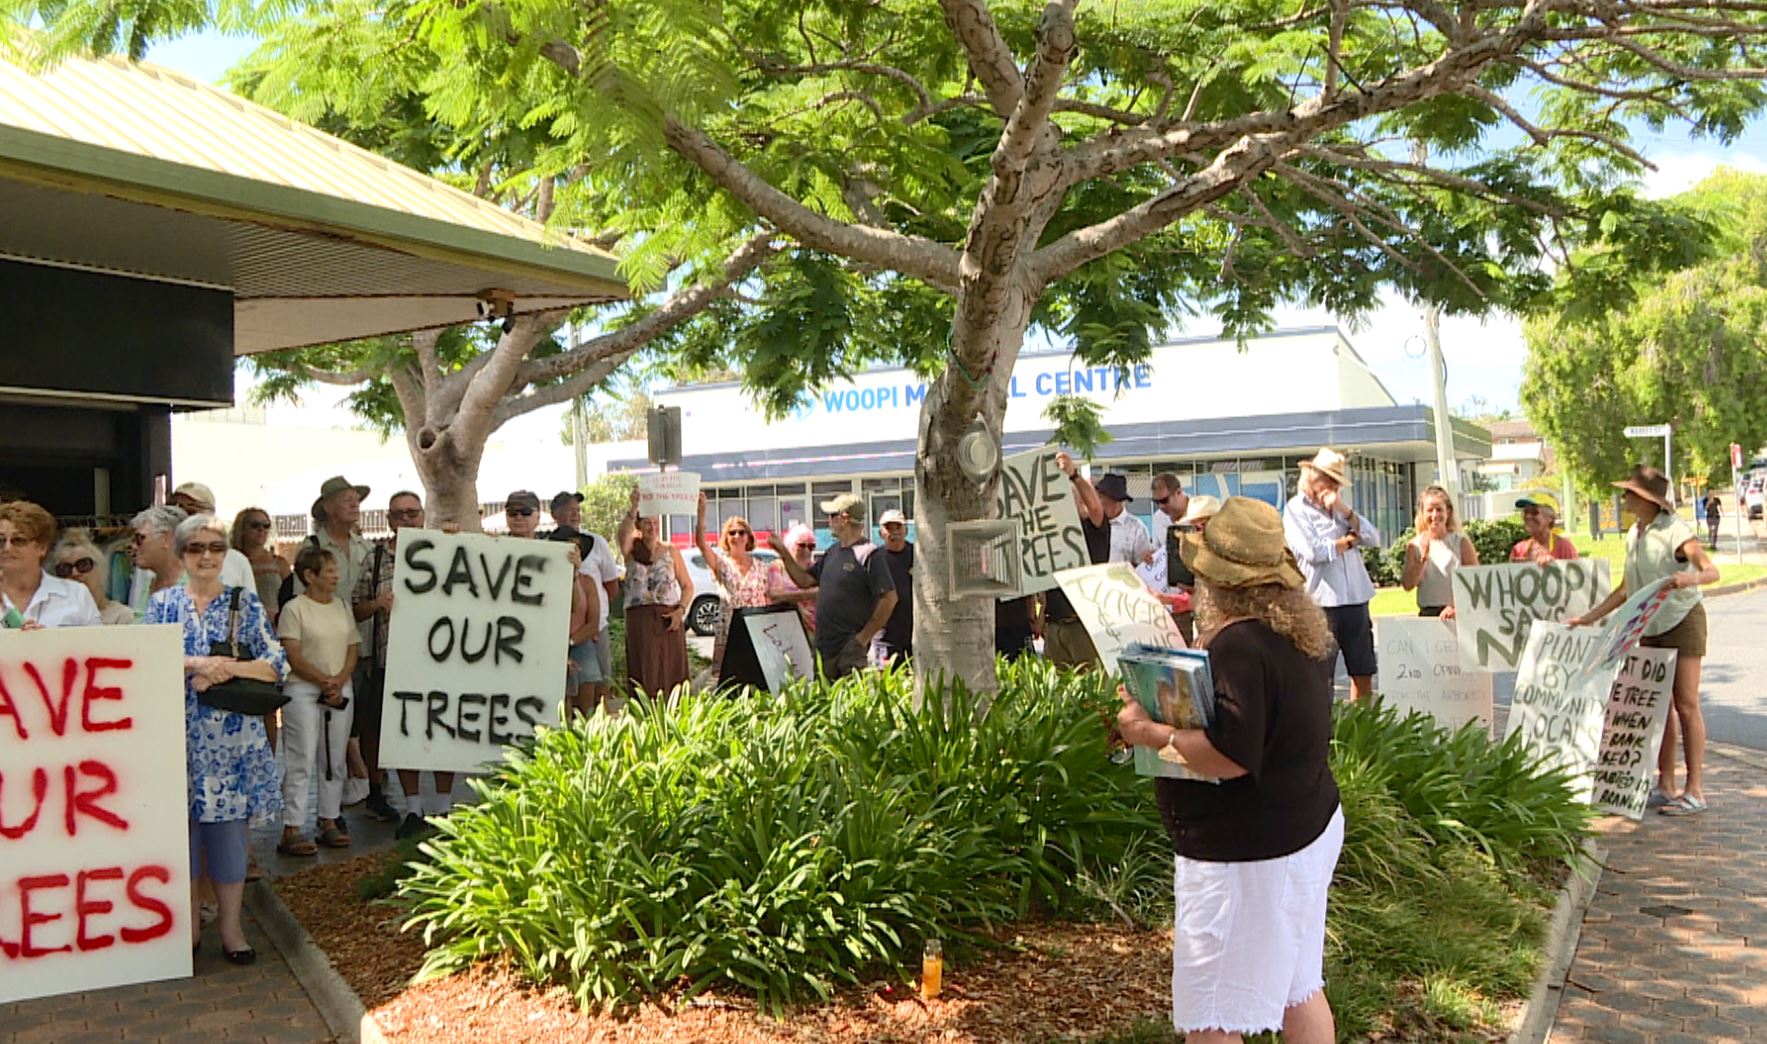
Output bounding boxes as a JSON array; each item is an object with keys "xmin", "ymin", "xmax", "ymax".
[
  {"xmin": 1642, "ymin": 601, "xmax": 1707, "ymax": 659},
  {"xmin": 1044, "ymin": 618, "xmax": 1099, "ymax": 670}
]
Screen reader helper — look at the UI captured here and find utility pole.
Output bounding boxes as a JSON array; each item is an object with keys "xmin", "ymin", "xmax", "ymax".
[
  {"xmin": 571, "ymin": 397, "xmax": 589, "ymax": 490},
  {"xmin": 1422, "ymin": 303, "xmax": 1459, "ymax": 500}
]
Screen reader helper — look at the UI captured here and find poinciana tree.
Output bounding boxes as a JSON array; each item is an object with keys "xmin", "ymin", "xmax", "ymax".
[{"xmin": 17, "ymin": 0, "xmax": 1767, "ymax": 687}]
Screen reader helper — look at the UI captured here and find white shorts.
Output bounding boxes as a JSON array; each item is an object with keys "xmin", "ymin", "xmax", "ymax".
[{"xmin": 1171, "ymin": 805, "xmax": 1344, "ymax": 1036}]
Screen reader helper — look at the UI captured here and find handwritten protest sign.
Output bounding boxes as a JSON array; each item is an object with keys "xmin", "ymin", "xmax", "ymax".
[
  {"xmin": 738, "ymin": 605, "xmax": 816, "ymax": 693},
  {"xmin": 638, "ymin": 471, "xmax": 700, "ymax": 518},
  {"xmin": 1055, "ymin": 562, "xmax": 1185, "ymax": 670},
  {"xmin": 380, "ymin": 530, "xmax": 571, "ymax": 773},
  {"xmin": 0, "ymin": 625, "xmax": 191, "ymax": 1004},
  {"xmin": 1451, "ymin": 560, "xmax": 1610, "ymax": 670},
  {"xmin": 1505, "ymin": 621, "xmax": 1619, "ymax": 799},
  {"xmin": 1373, "ymin": 617, "xmax": 1494, "ymax": 731},
  {"xmin": 994, "ymin": 448, "xmax": 1087, "ymax": 596},
  {"xmin": 1591, "ymin": 647, "xmax": 1677, "ymax": 819},
  {"xmin": 1586, "ymin": 578, "xmax": 1674, "ymax": 670}
]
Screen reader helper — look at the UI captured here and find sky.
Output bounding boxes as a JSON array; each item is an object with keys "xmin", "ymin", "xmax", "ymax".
[{"xmin": 146, "ymin": 29, "xmax": 1767, "ymax": 424}]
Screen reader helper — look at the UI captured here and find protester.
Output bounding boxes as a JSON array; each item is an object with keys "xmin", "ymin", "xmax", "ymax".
[
  {"xmin": 50, "ymin": 528, "xmax": 134, "ymax": 625},
  {"xmin": 551, "ymin": 490, "xmax": 623, "ymax": 714},
  {"xmin": 277, "ymin": 544, "xmax": 360, "ymax": 853},
  {"xmin": 1042, "ymin": 452, "xmax": 1111, "ymax": 668},
  {"xmin": 768, "ymin": 523, "xmax": 820, "ymax": 634},
  {"xmin": 1569, "ymin": 465, "xmax": 1721, "ymax": 816},
  {"xmin": 766, "ymin": 493, "xmax": 896, "ymax": 678},
  {"xmin": 231, "ymin": 507, "xmax": 290, "ymax": 622},
  {"xmin": 145, "ymin": 513, "xmax": 286, "ymax": 966},
  {"xmin": 691, "ymin": 492, "xmax": 772, "ymax": 677},
  {"xmin": 1400, "ymin": 484, "xmax": 1479, "ymax": 618},
  {"xmin": 1510, "ymin": 493, "xmax": 1578, "ymax": 564},
  {"xmin": 618, "ymin": 493, "xmax": 694, "ymax": 699},
  {"xmin": 130, "ymin": 505, "xmax": 188, "ymax": 617},
  {"xmin": 1116, "ymin": 497, "xmax": 1342, "ymax": 1044},
  {"xmin": 1164, "ymin": 495, "xmax": 1222, "ymax": 645},
  {"xmin": 873, "ymin": 509, "xmax": 915, "ymax": 666},
  {"xmin": 995, "ymin": 595, "xmax": 1037, "ymax": 659},
  {"xmin": 170, "ymin": 482, "xmax": 257, "ymax": 592},
  {"xmin": 1095, "ymin": 473, "xmax": 1156, "ymax": 567},
  {"xmin": 1283, "ymin": 448, "xmax": 1382, "ymax": 701},
  {"xmin": 1138, "ymin": 473, "xmax": 1189, "ymax": 631},
  {"xmin": 0, "ymin": 500, "xmax": 102, "ymax": 627},
  {"xmin": 1707, "ymin": 493, "xmax": 1723, "ymax": 547}
]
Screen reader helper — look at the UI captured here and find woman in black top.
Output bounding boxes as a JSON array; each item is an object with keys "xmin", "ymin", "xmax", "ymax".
[{"xmin": 1117, "ymin": 496, "xmax": 1344, "ymax": 1044}]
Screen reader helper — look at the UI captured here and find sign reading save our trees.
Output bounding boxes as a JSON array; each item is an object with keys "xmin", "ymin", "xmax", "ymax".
[
  {"xmin": 0, "ymin": 625, "xmax": 192, "ymax": 1004},
  {"xmin": 1450, "ymin": 560, "xmax": 1610, "ymax": 670},
  {"xmin": 994, "ymin": 448, "xmax": 1087, "ymax": 596},
  {"xmin": 379, "ymin": 529, "xmax": 571, "ymax": 774}
]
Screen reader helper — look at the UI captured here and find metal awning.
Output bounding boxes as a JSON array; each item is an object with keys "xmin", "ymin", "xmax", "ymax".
[{"xmin": 0, "ymin": 55, "xmax": 627, "ymax": 353}]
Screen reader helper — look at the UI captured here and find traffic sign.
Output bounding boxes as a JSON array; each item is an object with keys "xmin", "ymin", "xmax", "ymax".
[
  {"xmin": 1624, "ymin": 424, "xmax": 1671, "ymax": 438},
  {"xmin": 1732, "ymin": 442, "xmax": 1744, "ymax": 469}
]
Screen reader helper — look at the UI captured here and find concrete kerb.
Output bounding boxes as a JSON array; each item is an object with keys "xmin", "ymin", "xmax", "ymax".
[
  {"xmin": 244, "ymin": 880, "xmax": 388, "ymax": 1044},
  {"xmin": 1509, "ymin": 839, "xmax": 1604, "ymax": 1044},
  {"xmin": 1707, "ymin": 740, "xmax": 1767, "ymax": 773},
  {"xmin": 1704, "ymin": 574, "xmax": 1767, "ymax": 599}
]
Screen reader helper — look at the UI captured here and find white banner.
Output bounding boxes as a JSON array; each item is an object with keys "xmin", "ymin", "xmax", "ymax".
[
  {"xmin": 1373, "ymin": 617, "xmax": 1494, "ymax": 731},
  {"xmin": 638, "ymin": 471, "xmax": 700, "ymax": 518},
  {"xmin": 1054, "ymin": 562, "xmax": 1186, "ymax": 670},
  {"xmin": 743, "ymin": 609, "xmax": 815, "ymax": 694},
  {"xmin": 994, "ymin": 448, "xmax": 1087, "ymax": 596},
  {"xmin": 1451, "ymin": 560, "xmax": 1611, "ymax": 671},
  {"xmin": 1505, "ymin": 622, "xmax": 1619, "ymax": 800},
  {"xmin": 1591, "ymin": 647, "xmax": 1678, "ymax": 819},
  {"xmin": 379, "ymin": 530, "xmax": 571, "ymax": 773},
  {"xmin": 0, "ymin": 625, "xmax": 192, "ymax": 1004},
  {"xmin": 1586, "ymin": 578, "xmax": 1675, "ymax": 670}
]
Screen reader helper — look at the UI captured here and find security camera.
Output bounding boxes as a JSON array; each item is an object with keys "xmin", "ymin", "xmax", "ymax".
[{"xmin": 476, "ymin": 289, "xmax": 518, "ymax": 328}]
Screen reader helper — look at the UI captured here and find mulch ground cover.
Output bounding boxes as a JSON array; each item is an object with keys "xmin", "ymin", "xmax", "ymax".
[{"xmin": 275, "ymin": 847, "xmax": 1178, "ymax": 1043}]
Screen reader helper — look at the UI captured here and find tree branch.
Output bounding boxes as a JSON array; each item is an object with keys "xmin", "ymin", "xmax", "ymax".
[
  {"xmin": 750, "ymin": 54, "xmax": 933, "ymax": 112},
  {"xmin": 300, "ymin": 365, "xmax": 377, "ymax": 386},
  {"xmin": 453, "ymin": 314, "xmax": 562, "ymax": 449},
  {"xmin": 936, "ymin": 0, "xmax": 1026, "ymax": 115}
]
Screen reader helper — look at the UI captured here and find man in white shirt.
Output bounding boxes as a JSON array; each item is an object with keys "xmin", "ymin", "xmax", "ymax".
[
  {"xmin": 1282, "ymin": 448, "xmax": 1382, "ymax": 701},
  {"xmin": 1094, "ymin": 473, "xmax": 1155, "ymax": 568},
  {"xmin": 170, "ymin": 481, "xmax": 256, "ymax": 593},
  {"xmin": 550, "ymin": 490, "xmax": 623, "ymax": 712},
  {"xmin": 1137, "ymin": 472, "xmax": 1187, "ymax": 592}
]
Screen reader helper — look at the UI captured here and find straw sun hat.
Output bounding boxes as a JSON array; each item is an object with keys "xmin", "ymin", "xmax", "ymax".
[{"xmin": 1178, "ymin": 496, "xmax": 1305, "ymax": 590}]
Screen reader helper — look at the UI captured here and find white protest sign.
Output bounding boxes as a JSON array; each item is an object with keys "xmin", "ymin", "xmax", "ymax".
[
  {"xmin": 743, "ymin": 609, "xmax": 815, "ymax": 693},
  {"xmin": 1451, "ymin": 560, "xmax": 1611, "ymax": 671},
  {"xmin": 1373, "ymin": 617, "xmax": 1494, "ymax": 731},
  {"xmin": 380, "ymin": 529, "xmax": 571, "ymax": 773},
  {"xmin": 0, "ymin": 625, "xmax": 192, "ymax": 1004},
  {"xmin": 1505, "ymin": 621, "xmax": 1619, "ymax": 800},
  {"xmin": 1591, "ymin": 647, "xmax": 1677, "ymax": 819},
  {"xmin": 1585, "ymin": 578, "xmax": 1675, "ymax": 670},
  {"xmin": 994, "ymin": 448, "xmax": 1087, "ymax": 596},
  {"xmin": 638, "ymin": 471, "xmax": 701, "ymax": 518},
  {"xmin": 1054, "ymin": 562, "xmax": 1186, "ymax": 670}
]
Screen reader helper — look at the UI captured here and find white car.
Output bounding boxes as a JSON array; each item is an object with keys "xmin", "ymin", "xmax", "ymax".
[{"xmin": 683, "ymin": 547, "xmax": 782, "ymax": 636}]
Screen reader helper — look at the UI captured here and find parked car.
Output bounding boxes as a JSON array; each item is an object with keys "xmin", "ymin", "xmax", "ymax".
[{"xmin": 684, "ymin": 548, "xmax": 781, "ymax": 636}]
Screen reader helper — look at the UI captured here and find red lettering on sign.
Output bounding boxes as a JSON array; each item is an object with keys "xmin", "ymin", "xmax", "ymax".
[
  {"xmin": 24, "ymin": 659, "xmax": 79, "ymax": 737},
  {"xmin": 121, "ymin": 865, "xmax": 174, "ymax": 944},
  {"xmin": 63, "ymin": 761, "xmax": 128, "ymax": 836},
  {"xmin": 81, "ymin": 658, "xmax": 134, "ymax": 733},
  {"xmin": 17, "ymin": 874, "xmax": 72, "ymax": 958},
  {"xmin": 75, "ymin": 867, "xmax": 125, "ymax": 952},
  {"xmin": 0, "ymin": 767, "xmax": 49, "ymax": 840},
  {"xmin": 0, "ymin": 672, "xmax": 25, "ymax": 740}
]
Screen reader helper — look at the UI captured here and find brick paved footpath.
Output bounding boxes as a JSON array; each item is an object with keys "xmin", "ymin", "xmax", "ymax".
[{"xmin": 1551, "ymin": 747, "xmax": 1767, "ymax": 1043}]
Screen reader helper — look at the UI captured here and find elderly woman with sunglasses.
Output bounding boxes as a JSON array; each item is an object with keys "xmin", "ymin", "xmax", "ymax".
[
  {"xmin": 693, "ymin": 493, "xmax": 774, "ymax": 674},
  {"xmin": 144, "ymin": 513, "xmax": 287, "ymax": 965},
  {"xmin": 767, "ymin": 524, "xmax": 820, "ymax": 635},
  {"xmin": 50, "ymin": 528, "xmax": 135, "ymax": 625},
  {"xmin": 0, "ymin": 500, "xmax": 103, "ymax": 628}
]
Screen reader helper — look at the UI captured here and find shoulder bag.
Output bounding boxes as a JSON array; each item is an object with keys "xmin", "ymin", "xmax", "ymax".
[{"xmin": 197, "ymin": 588, "xmax": 292, "ymax": 716}]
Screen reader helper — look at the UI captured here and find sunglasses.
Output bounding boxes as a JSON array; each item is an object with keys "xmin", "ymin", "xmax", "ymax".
[
  {"xmin": 246, "ymin": 519, "xmax": 272, "ymax": 530},
  {"xmin": 795, "ymin": 541, "xmax": 816, "ymax": 550},
  {"xmin": 507, "ymin": 508, "xmax": 535, "ymax": 517},
  {"xmin": 388, "ymin": 508, "xmax": 424, "ymax": 520},
  {"xmin": 184, "ymin": 542, "xmax": 229, "ymax": 557},
  {"xmin": 726, "ymin": 527, "xmax": 751, "ymax": 536},
  {"xmin": 53, "ymin": 557, "xmax": 97, "ymax": 578}
]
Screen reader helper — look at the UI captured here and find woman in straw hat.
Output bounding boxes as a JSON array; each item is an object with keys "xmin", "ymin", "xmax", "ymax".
[
  {"xmin": 1117, "ymin": 497, "xmax": 1343, "ymax": 1044},
  {"xmin": 1569, "ymin": 465, "xmax": 1720, "ymax": 815},
  {"xmin": 1283, "ymin": 447, "xmax": 1382, "ymax": 701}
]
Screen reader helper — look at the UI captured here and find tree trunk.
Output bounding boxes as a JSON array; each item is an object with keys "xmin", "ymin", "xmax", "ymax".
[
  {"xmin": 407, "ymin": 422, "xmax": 487, "ymax": 531},
  {"xmin": 912, "ymin": 284, "xmax": 1035, "ymax": 699}
]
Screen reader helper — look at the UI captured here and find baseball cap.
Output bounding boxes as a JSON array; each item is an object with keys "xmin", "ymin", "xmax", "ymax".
[
  {"xmin": 550, "ymin": 490, "xmax": 585, "ymax": 512},
  {"xmin": 819, "ymin": 492, "xmax": 866, "ymax": 521},
  {"xmin": 505, "ymin": 490, "xmax": 542, "ymax": 512},
  {"xmin": 171, "ymin": 482, "xmax": 217, "ymax": 511},
  {"xmin": 878, "ymin": 509, "xmax": 908, "ymax": 527},
  {"xmin": 1515, "ymin": 492, "xmax": 1561, "ymax": 515}
]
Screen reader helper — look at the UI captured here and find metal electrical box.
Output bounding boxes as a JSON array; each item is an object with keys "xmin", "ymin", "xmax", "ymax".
[{"xmin": 647, "ymin": 405, "xmax": 682, "ymax": 467}]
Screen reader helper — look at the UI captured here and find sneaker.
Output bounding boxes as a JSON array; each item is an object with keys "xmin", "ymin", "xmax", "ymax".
[
  {"xmin": 395, "ymin": 813, "xmax": 433, "ymax": 840},
  {"xmin": 365, "ymin": 790, "xmax": 400, "ymax": 823},
  {"xmin": 1661, "ymin": 794, "xmax": 1709, "ymax": 817},
  {"xmin": 1645, "ymin": 785, "xmax": 1672, "ymax": 809}
]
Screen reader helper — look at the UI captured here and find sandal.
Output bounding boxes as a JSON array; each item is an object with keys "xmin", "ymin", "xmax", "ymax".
[
  {"xmin": 276, "ymin": 835, "xmax": 319, "ymax": 857},
  {"xmin": 1660, "ymin": 794, "xmax": 1709, "ymax": 816},
  {"xmin": 319, "ymin": 822, "xmax": 352, "ymax": 848}
]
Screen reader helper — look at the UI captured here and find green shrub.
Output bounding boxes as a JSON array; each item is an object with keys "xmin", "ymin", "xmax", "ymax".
[{"xmin": 399, "ymin": 658, "xmax": 1158, "ymax": 1012}]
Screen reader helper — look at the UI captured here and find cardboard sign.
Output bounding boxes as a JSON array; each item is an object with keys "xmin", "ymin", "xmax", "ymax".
[
  {"xmin": 638, "ymin": 471, "xmax": 701, "ymax": 518},
  {"xmin": 994, "ymin": 449, "xmax": 1088, "ymax": 596},
  {"xmin": 0, "ymin": 625, "xmax": 192, "ymax": 1004},
  {"xmin": 1373, "ymin": 617, "xmax": 1494, "ymax": 731},
  {"xmin": 1054, "ymin": 562, "xmax": 1186, "ymax": 670},
  {"xmin": 1451, "ymin": 560, "xmax": 1611, "ymax": 671},
  {"xmin": 379, "ymin": 530, "xmax": 571, "ymax": 773},
  {"xmin": 1591, "ymin": 647, "xmax": 1677, "ymax": 819},
  {"xmin": 1586, "ymin": 578, "xmax": 1674, "ymax": 670},
  {"xmin": 1504, "ymin": 622, "xmax": 1618, "ymax": 799},
  {"xmin": 731, "ymin": 605, "xmax": 816, "ymax": 693}
]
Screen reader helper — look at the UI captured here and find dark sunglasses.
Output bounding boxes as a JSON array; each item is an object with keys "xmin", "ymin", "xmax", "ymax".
[
  {"xmin": 794, "ymin": 541, "xmax": 816, "ymax": 550},
  {"xmin": 53, "ymin": 557, "xmax": 97, "ymax": 578},
  {"xmin": 184, "ymin": 541, "xmax": 229, "ymax": 556},
  {"xmin": 246, "ymin": 520, "xmax": 273, "ymax": 530},
  {"xmin": 507, "ymin": 507, "xmax": 536, "ymax": 517},
  {"xmin": 388, "ymin": 508, "xmax": 424, "ymax": 520},
  {"xmin": 727, "ymin": 527, "xmax": 751, "ymax": 536}
]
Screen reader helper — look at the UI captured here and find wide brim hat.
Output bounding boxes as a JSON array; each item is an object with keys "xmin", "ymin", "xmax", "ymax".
[
  {"xmin": 1300, "ymin": 448, "xmax": 1350, "ymax": 487},
  {"xmin": 319, "ymin": 475, "xmax": 370, "ymax": 501},
  {"xmin": 1094, "ymin": 473, "xmax": 1132, "ymax": 503},
  {"xmin": 171, "ymin": 481, "xmax": 217, "ymax": 511},
  {"xmin": 1611, "ymin": 465, "xmax": 1674, "ymax": 512},
  {"xmin": 1179, "ymin": 496, "xmax": 1305, "ymax": 590},
  {"xmin": 1177, "ymin": 494, "xmax": 1223, "ymax": 526}
]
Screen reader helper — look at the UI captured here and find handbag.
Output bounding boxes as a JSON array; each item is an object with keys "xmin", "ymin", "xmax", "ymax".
[{"xmin": 197, "ymin": 588, "xmax": 292, "ymax": 716}]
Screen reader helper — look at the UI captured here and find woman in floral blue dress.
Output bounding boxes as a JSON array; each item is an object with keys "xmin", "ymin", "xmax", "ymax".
[{"xmin": 145, "ymin": 513, "xmax": 287, "ymax": 965}]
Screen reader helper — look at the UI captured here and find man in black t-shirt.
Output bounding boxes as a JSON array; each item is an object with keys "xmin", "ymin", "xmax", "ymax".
[
  {"xmin": 768, "ymin": 493, "xmax": 897, "ymax": 678},
  {"xmin": 873, "ymin": 509, "xmax": 914, "ymax": 666},
  {"xmin": 1042, "ymin": 451, "xmax": 1109, "ymax": 669}
]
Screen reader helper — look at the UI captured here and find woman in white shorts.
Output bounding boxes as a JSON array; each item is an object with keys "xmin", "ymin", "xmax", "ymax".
[{"xmin": 1118, "ymin": 496, "xmax": 1345, "ymax": 1044}]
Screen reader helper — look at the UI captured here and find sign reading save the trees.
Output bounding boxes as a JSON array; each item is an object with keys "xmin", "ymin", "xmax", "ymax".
[
  {"xmin": 0, "ymin": 625, "xmax": 193, "ymax": 1004},
  {"xmin": 379, "ymin": 529, "xmax": 571, "ymax": 774},
  {"xmin": 994, "ymin": 448, "xmax": 1087, "ymax": 596},
  {"xmin": 1451, "ymin": 560, "xmax": 1610, "ymax": 671}
]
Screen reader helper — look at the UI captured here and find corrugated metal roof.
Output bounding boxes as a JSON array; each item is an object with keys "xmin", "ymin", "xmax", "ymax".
[{"xmin": 0, "ymin": 55, "xmax": 609, "ymax": 261}]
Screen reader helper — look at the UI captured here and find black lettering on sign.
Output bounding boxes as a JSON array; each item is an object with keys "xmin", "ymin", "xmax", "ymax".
[
  {"xmin": 511, "ymin": 555, "xmax": 548, "ymax": 606},
  {"xmin": 456, "ymin": 692, "xmax": 487, "ymax": 742},
  {"xmin": 488, "ymin": 693, "xmax": 513, "ymax": 745},
  {"xmin": 442, "ymin": 546, "xmax": 481, "ymax": 599},
  {"xmin": 425, "ymin": 691, "xmax": 456, "ymax": 740},
  {"xmin": 401, "ymin": 538, "xmax": 439, "ymax": 594},
  {"xmin": 392, "ymin": 690, "xmax": 424, "ymax": 736},
  {"xmin": 479, "ymin": 554, "xmax": 515, "ymax": 600},
  {"xmin": 514, "ymin": 697, "xmax": 545, "ymax": 730}
]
